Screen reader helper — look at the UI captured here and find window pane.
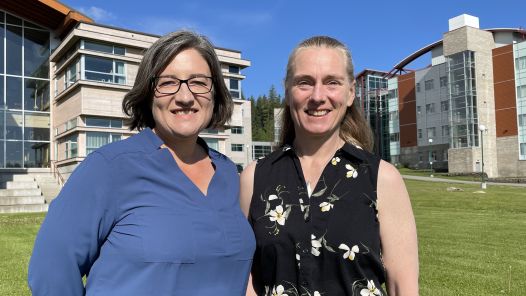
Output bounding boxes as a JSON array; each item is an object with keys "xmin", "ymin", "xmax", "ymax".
[
  {"xmin": 204, "ymin": 138, "xmax": 218, "ymax": 150},
  {"xmin": 0, "ymin": 24, "xmax": 4, "ymax": 73},
  {"xmin": 0, "ymin": 75, "xmax": 4, "ymax": 110},
  {"xmin": 228, "ymin": 66, "xmax": 239, "ymax": 74},
  {"xmin": 0, "ymin": 141, "xmax": 4, "ymax": 168},
  {"xmin": 24, "ymin": 141, "xmax": 48, "ymax": 168},
  {"xmin": 85, "ymin": 56, "xmax": 113, "ymax": 73},
  {"xmin": 86, "ymin": 132, "xmax": 109, "ymax": 154},
  {"xmin": 84, "ymin": 41, "xmax": 113, "ymax": 54},
  {"xmin": 85, "ymin": 71, "xmax": 113, "ymax": 83},
  {"xmin": 24, "ymin": 113, "xmax": 50, "ymax": 141},
  {"xmin": 25, "ymin": 79, "xmax": 50, "ymax": 111},
  {"xmin": 24, "ymin": 28, "xmax": 50, "ymax": 78},
  {"xmin": 115, "ymin": 61, "xmax": 125, "ymax": 74},
  {"xmin": 110, "ymin": 119, "xmax": 122, "ymax": 128},
  {"xmin": 6, "ymin": 141, "xmax": 22, "ymax": 168},
  {"xmin": 230, "ymin": 79, "xmax": 239, "ymax": 90},
  {"xmin": 115, "ymin": 75, "xmax": 126, "ymax": 84},
  {"xmin": 6, "ymin": 76, "xmax": 22, "ymax": 109},
  {"xmin": 6, "ymin": 25, "xmax": 22, "ymax": 75},
  {"xmin": 86, "ymin": 117, "xmax": 111, "ymax": 127},
  {"xmin": 6, "ymin": 14, "xmax": 22, "ymax": 25},
  {"xmin": 114, "ymin": 46, "xmax": 125, "ymax": 55},
  {"xmin": 6, "ymin": 111, "xmax": 22, "ymax": 140}
]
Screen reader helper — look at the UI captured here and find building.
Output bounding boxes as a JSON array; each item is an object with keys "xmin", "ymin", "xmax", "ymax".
[
  {"xmin": 0, "ymin": 1, "xmax": 252, "ymax": 183},
  {"xmin": 386, "ymin": 14, "xmax": 526, "ymax": 177},
  {"xmin": 355, "ymin": 69, "xmax": 391, "ymax": 160}
]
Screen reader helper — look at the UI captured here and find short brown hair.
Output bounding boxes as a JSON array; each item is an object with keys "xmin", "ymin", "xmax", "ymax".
[
  {"xmin": 122, "ymin": 30, "xmax": 233, "ymax": 130},
  {"xmin": 280, "ymin": 36, "xmax": 373, "ymax": 151}
]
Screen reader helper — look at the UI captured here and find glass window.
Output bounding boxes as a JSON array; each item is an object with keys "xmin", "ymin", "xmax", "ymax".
[
  {"xmin": 0, "ymin": 141, "xmax": 4, "ymax": 168},
  {"xmin": 416, "ymin": 83, "xmax": 420, "ymax": 92},
  {"xmin": 229, "ymin": 65, "xmax": 240, "ymax": 74},
  {"xmin": 6, "ymin": 76, "xmax": 22, "ymax": 109},
  {"xmin": 230, "ymin": 79, "xmax": 239, "ymax": 90},
  {"xmin": 204, "ymin": 138, "xmax": 219, "ymax": 151},
  {"xmin": 418, "ymin": 129, "xmax": 422, "ymax": 139},
  {"xmin": 24, "ymin": 141, "xmax": 48, "ymax": 168},
  {"xmin": 24, "ymin": 113, "xmax": 49, "ymax": 141},
  {"xmin": 25, "ymin": 79, "xmax": 50, "ymax": 111},
  {"xmin": 84, "ymin": 40, "xmax": 125, "ymax": 55},
  {"xmin": 427, "ymin": 127, "xmax": 436, "ymax": 138},
  {"xmin": 519, "ymin": 114, "xmax": 526, "ymax": 127},
  {"xmin": 84, "ymin": 56, "xmax": 126, "ymax": 84},
  {"xmin": 86, "ymin": 116, "xmax": 123, "ymax": 128},
  {"xmin": 426, "ymin": 103, "xmax": 435, "ymax": 114},
  {"xmin": 231, "ymin": 126, "xmax": 243, "ymax": 134},
  {"xmin": 389, "ymin": 133, "xmax": 400, "ymax": 142},
  {"xmin": 417, "ymin": 106, "xmax": 422, "ymax": 116},
  {"xmin": 520, "ymin": 143, "xmax": 526, "ymax": 156},
  {"xmin": 440, "ymin": 76, "xmax": 448, "ymax": 87},
  {"xmin": 6, "ymin": 141, "xmax": 22, "ymax": 168},
  {"xmin": 66, "ymin": 61, "xmax": 78, "ymax": 88},
  {"xmin": 24, "ymin": 28, "xmax": 50, "ymax": 78},
  {"xmin": 425, "ymin": 79, "xmax": 434, "ymax": 90},
  {"xmin": 86, "ymin": 132, "xmax": 122, "ymax": 154},
  {"xmin": 253, "ymin": 145, "xmax": 271, "ymax": 159},
  {"xmin": 231, "ymin": 143, "xmax": 243, "ymax": 152},
  {"xmin": 517, "ymin": 85, "xmax": 526, "ymax": 98},
  {"xmin": 6, "ymin": 111, "xmax": 22, "ymax": 140},
  {"xmin": 230, "ymin": 90, "xmax": 240, "ymax": 99},
  {"xmin": 6, "ymin": 25, "xmax": 22, "ymax": 75},
  {"xmin": 64, "ymin": 134, "xmax": 78, "ymax": 159},
  {"xmin": 441, "ymin": 101, "xmax": 449, "ymax": 112},
  {"xmin": 6, "ymin": 14, "xmax": 22, "ymax": 25},
  {"xmin": 516, "ymin": 56, "xmax": 526, "ymax": 71},
  {"xmin": 442, "ymin": 125, "xmax": 450, "ymax": 137},
  {"xmin": 0, "ymin": 24, "xmax": 4, "ymax": 73}
]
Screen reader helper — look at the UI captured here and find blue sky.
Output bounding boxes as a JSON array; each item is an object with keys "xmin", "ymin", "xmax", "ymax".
[{"xmin": 62, "ymin": 0, "xmax": 526, "ymax": 98}]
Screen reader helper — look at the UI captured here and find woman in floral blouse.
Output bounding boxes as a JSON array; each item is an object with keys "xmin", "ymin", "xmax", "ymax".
[{"xmin": 241, "ymin": 36, "xmax": 419, "ymax": 296}]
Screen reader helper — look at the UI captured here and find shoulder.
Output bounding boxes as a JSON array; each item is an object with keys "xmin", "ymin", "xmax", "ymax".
[{"xmin": 378, "ymin": 160, "xmax": 403, "ymax": 185}]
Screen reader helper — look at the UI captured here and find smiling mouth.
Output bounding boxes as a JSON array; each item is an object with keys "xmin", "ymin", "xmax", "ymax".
[
  {"xmin": 171, "ymin": 109, "xmax": 197, "ymax": 115},
  {"xmin": 305, "ymin": 109, "xmax": 330, "ymax": 117}
]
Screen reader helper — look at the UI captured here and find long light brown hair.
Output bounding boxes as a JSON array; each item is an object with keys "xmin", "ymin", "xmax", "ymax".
[{"xmin": 279, "ymin": 36, "xmax": 373, "ymax": 151}]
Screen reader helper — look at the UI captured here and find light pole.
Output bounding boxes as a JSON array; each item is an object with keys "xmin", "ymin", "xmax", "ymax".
[
  {"xmin": 428, "ymin": 138, "xmax": 434, "ymax": 177},
  {"xmin": 479, "ymin": 124, "xmax": 487, "ymax": 189}
]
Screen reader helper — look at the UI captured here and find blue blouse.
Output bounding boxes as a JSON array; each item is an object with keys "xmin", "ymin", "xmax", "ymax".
[{"xmin": 28, "ymin": 128, "xmax": 255, "ymax": 296}]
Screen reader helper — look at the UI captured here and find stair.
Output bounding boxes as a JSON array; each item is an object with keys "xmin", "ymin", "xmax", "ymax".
[{"xmin": 0, "ymin": 172, "xmax": 62, "ymax": 214}]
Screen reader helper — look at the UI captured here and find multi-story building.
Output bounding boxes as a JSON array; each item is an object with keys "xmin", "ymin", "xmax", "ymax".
[
  {"xmin": 0, "ymin": 1, "xmax": 252, "ymax": 183},
  {"xmin": 387, "ymin": 14, "xmax": 526, "ymax": 177},
  {"xmin": 355, "ymin": 70, "xmax": 390, "ymax": 160}
]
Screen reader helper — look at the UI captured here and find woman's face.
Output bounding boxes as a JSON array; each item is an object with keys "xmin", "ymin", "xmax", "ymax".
[
  {"xmin": 287, "ymin": 46, "xmax": 354, "ymax": 140},
  {"xmin": 151, "ymin": 48, "xmax": 214, "ymax": 143}
]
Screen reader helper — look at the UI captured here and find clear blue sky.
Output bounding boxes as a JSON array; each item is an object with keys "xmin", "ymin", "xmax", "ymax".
[{"xmin": 62, "ymin": 0, "xmax": 526, "ymax": 98}]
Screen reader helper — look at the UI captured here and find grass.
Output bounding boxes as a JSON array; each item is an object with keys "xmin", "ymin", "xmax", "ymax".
[
  {"xmin": 0, "ymin": 180, "xmax": 525, "ymax": 295},
  {"xmin": 398, "ymin": 167, "xmax": 484, "ymax": 181},
  {"xmin": 0, "ymin": 213, "xmax": 44, "ymax": 296}
]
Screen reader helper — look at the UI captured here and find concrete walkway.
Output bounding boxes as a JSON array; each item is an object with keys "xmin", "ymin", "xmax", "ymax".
[{"xmin": 402, "ymin": 175, "xmax": 526, "ymax": 188}]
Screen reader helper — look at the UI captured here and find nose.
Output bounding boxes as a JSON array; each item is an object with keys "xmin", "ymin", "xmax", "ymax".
[
  {"xmin": 174, "ymin": 82, "xmax": 194, "ymax": 106},
  {"xmin": 309, "ymin": 82, "xmax": 326, "ymax": 103}
]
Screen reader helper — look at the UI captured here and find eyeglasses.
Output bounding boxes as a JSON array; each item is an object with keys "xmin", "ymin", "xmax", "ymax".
[{"xmin": 152, "ymin": 75, "xmax": 213, "ymax": 95}]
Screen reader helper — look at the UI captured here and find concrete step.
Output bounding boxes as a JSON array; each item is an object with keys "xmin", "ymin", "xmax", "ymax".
[
  {"xmin": 0, "ymin": 174, "xmax": 35, "ymax": 182},
  {"xmin": 0, "ymin": 188, "xmax": 42, "ymax": 197},
  {"xmin": 35, "ymin": 176, "xmax": 57, "ymax": 183},
  {"xmin": 0, "ymin": 204, "xmax": 48, "ymax": 214},
  {"xmin": 2, "ymin": 181, "xmax": 39, "ymax": 190},
  {"xmin": 0, "ymin": 196, "xmax": 45, "ymax": 206}
]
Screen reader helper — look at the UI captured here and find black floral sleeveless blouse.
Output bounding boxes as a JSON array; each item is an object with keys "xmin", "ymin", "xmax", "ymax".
[{"xmin": 249, "ymin": 143, "xmax": 386, "ymax": 296}]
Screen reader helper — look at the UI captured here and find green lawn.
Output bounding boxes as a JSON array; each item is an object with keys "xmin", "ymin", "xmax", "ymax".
[{"xmin": 1, "ymin": 180, "xmax": 525, "ymax": 295}]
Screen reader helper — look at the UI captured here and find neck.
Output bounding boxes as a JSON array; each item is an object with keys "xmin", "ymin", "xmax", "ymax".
[
  {"xmin": 153, "ymin": 129, "xmax": 203, "ymax": 164},
  {"xmin": 293, "ymin": 131, "xmax": 344, "ymax": 160}
]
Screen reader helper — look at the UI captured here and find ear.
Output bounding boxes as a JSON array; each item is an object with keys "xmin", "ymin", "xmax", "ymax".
[{"xmin": 347, "ymin": 81, "xmax": 355, "ymax": 107}]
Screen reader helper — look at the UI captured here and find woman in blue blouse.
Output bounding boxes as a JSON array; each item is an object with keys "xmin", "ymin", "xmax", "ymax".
[{"xmin": 28, "ymin": 31, "xmax": 255, "ymax": 295}]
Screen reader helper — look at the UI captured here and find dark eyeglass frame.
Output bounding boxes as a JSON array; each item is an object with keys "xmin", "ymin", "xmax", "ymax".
[{"xmin": 151, "ymin": 75, "xmax": 214, "ymax": 95}]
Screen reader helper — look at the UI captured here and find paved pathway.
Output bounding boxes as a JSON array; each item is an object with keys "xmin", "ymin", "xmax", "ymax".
[{"xmin": 401, "ymin": 175, "xmax": 526, "ymax": 188}]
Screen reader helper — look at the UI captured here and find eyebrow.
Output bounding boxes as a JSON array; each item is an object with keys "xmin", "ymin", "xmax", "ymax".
[
  {"xmin": 157, "ymin": 73, "xmax": 211, "ymax": 79},
  {"xmin": 293, "ymin": 74, "xmax": 346, "ymax": 81}
]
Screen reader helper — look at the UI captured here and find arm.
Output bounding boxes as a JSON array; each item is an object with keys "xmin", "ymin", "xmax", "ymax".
[
  {"xmin": 377, "ymin": 160, "xmax": 419, "ymax": 295},
  {"xmin": 239, "ymin": 161, "xmax": 256, "ymax": 218},
  {"xmin": 28, "ymin": 152, "xmax": 113, "ymax": 296},
  {"xmin": 239, "ymin": 161, "xmax": 258, "ymax": 295}
]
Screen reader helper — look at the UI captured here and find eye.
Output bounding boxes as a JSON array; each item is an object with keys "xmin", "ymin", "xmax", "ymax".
[
  {"xmin": 157, "ymin": 78, "xmax": 178, "ymax": 87},
  {"xmin": 327, "ymin": 80, "xmax": 342, "ymax": 86}
]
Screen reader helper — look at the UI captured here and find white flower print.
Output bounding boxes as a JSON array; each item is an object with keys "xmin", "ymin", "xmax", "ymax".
[
  {"xmin": 346, "ymin": 164, "xmax": 358, "ymax": 178},
  {"xmin": 338, "ymin": 243, "xmax": 360, "ymax": 261},
  {"xmin": 331, "ymin": 156, "xmax": 341, "ymax": 165},
  {"xmin": 314, "ymin": 292, "xmax": 321, "ymax": 296},
  {"xmin": 360, "ymin": 280, "xmax": 381, "ymax": 296},
  {"xmin": 319, "ymin": 201, "xmax": 334, "ymax": 212},
  {"xmin": 268, "ymin": 194, "xmax": 278, "ymax": 201},
  {"xmin": 271, "ymin": 285, "xmax": 288, "ymax": 296},
  {"xmin": 311, "ymin": 234, "xmax": 322, "ymax": 256},
  {"xmin": 269, "ymin": 205, "xmax": 287, "ymax": 226}
]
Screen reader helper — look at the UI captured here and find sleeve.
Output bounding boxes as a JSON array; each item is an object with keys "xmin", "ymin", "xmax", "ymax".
[{"xmin": 28, "ymin": 152, "xmax": 114, "ymax": 296}]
